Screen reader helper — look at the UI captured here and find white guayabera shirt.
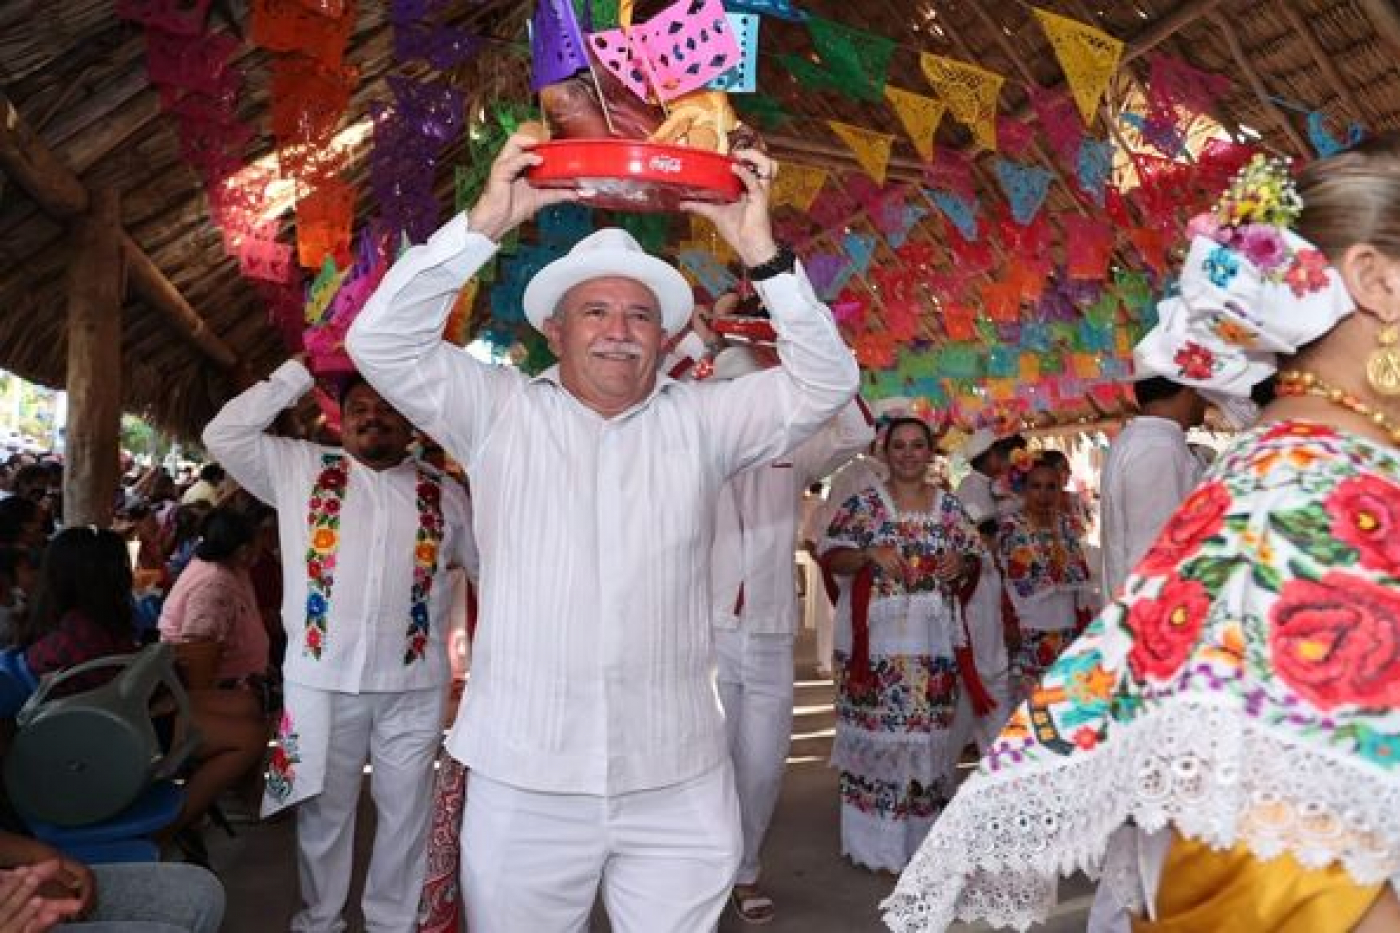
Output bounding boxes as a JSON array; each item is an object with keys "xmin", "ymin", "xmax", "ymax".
[{"xmin": 347, "ymin": 214, "xmax": 859, "ymax": 795}]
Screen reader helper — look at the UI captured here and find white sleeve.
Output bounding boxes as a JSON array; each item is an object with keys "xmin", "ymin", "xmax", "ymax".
[
  {"xmin": 793, "ymin": 396, "xmax": 877, "ymax": 483},
  {"xmin": 201, "ymin": 360, "xmax": 315, "ymax": 506},
  {"xmin": 1121, "ymin": 443, "xmax": 1201, "ymax": 570},
  {"xmin": 442, "ymin": 478, "xmax": 479, "ymax": 583},
  {"xmin": 955, "ymin": 474, "xmax": 996, "ymax": 525},
  {"xmin": 346, "ymin": 213, "xmax": 527, "ymax": 468},
  {"xmin": 697, "ymin": 260, "xmax": 860, "ymax": 478}
]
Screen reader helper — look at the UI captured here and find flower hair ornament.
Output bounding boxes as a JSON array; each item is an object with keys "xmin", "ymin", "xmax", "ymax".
[{"xmin": 1133, "ymin": 154, "xmax": 1356, "ymax": 426}]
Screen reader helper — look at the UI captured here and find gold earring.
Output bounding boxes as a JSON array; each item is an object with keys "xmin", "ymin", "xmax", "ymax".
[{"xmin": 1366, "ymin": 324, "xmax": 1400, "ymax": 396}]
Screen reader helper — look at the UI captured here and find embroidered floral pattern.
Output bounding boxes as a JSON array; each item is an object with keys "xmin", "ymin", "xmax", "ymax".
[
  {"xmin": 1326, "ymin": 474, "xmax": 1400, "ymax": 571},
  {"xmin": 884, "ymin": 421, "xmax": 1400, "ymax": 933},
  {"xmin": 1126, "ymin": 575, "xmax": 1211, "ymax": 682},
  {"xmin": 1237, "ymin": 224, "xmax": 1288, "ymax": 271},
  {"xmin": 835, "ymin": 654, "xmax": 959, "ymax": 735},
  {"xmin": 1203, "ymin": 245, "xmax": 1240, "ymax": 287},
  {"xmin": 303, "ymin": 454, "xmax": 348, "ymax": 659},
  {"xmin": 996, "ymin": 512, "xmax": 1091, "ymax": 601},
  {"xmin": 1173, "ymin": 339, "xmax": 1218, "ymax": 381},
  {"xmin": 1010, "ymin": 628, "xmax": 1077, "ymax": 700},
  {"xmin": 404, "ymin": 475, "xmax": 444, "ymax": 665},
  {"xmin": 840, "ymin": 770, "xmax": 948, "ymax": 822},
  {"xmin": 1212, "ymin": 314, "xmax": 1258, "ymax": 347},
  {"xmin": 266, "ymin": 709, "xmax": 301, "ymax": 803},
  {"xmin": 1137, "ymin": 480, "xmax": 1231, "ymax": 578},
  {"xmin": 827, "ymin": 487, "xmax": 981, "ymax": 601},
  {"xmin": 1284, "ymin": 247, "xmax": 1331, "ymax": 296},
  {"xmin": 825, "ymin": 487, "xmax": 983, "ymax": 863},
  {"xmin": 1270, "ymin": 572, "xmax": 1400, "ymax": 710},
  {"xmin": 303, "ymin": 455, "xmax": 447, "ymax": 665}
]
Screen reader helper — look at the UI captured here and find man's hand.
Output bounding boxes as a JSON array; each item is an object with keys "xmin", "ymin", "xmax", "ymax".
[
  {"xmin": 467, "ymin": 133, "xmax": 581, "ymax": 242},
  {"xmin": 680, "ymin": 148, "xmax": 780, "ymax": 269},
  {"xmin": 689, "ymin": 305, "xmax": 722, "ymax": 353}
]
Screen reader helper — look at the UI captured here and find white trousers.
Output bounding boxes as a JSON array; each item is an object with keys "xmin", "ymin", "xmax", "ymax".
[
  {"xmin": 291, "ymin": 687, "xmax": 446, "ymax": 933},
  {"xmin": 460, "ymin": 764, "xmax": 741, "ymax": 933},
  {"xmin": 948, "ymin": 664, "xmax": 1012, "ymax": 755},
  {"xmin": 714, "ymin": 628, "xmax": 794, "ymax": 886},
  {"xmin": 797, "ymin": 552, "xmax": 835, "ymax": 672}
]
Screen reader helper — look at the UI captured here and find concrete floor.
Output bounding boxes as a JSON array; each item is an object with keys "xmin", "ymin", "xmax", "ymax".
[{"xmin": 210, "ymin": 633, "xmax": 1092, "ymax": 932}]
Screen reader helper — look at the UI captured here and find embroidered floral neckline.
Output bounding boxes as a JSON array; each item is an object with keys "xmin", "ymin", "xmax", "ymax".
[{"xmin": 303, "ymin": 453, "xmax": 444, "ymax": 664}]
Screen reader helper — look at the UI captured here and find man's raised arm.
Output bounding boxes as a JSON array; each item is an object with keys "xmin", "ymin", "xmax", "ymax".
[
  {"xmin": 202, "ymin": 359, "xmax": 313, "ymax": 504},
  {"xmin": 348, "ymin": 133, "xmax": 580, "ymax": 455}
]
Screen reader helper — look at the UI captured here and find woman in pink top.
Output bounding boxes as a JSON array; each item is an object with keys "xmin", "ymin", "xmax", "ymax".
[
  {"xmin": 157, "ymin": 507, "xmax": 270, "ymax": 846},
  {"xmin": 159, "ymin": 508, "xmax": 268, "ymax": 682}
]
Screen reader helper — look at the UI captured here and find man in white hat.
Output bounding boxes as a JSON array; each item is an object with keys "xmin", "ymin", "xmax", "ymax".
[
  {"xmin": 347, "ymin": 134, "xmax": 859, "ymax": 932},
  {"xmin": 954, "ymin": 427, "xmax": 1022, "ymax": 525}
]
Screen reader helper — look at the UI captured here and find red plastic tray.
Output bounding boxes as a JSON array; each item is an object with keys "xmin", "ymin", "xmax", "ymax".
[
  {"xmin": 711, "ymin": 316, "xmax": 777, "ymax": 344},
  {"xmin": 526, "ymin": 139, "xmax": 743, "ymax": 212}
]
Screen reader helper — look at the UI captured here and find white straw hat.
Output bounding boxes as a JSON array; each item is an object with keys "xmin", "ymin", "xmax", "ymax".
[{"xmin": 522, "ymin": 228, "xmax": 694, "ymax": 336}]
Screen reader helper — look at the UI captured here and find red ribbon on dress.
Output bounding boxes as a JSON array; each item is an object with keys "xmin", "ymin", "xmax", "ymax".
[
  {"xmin": 841, "ymin": 564, "xmax": 877, "ymax": 693},
  {"xmin": 952, "ymin": 558, "xmax": 995, "ymax": 716}
]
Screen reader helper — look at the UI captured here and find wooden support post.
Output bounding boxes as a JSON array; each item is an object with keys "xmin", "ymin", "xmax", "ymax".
[
  {"xmin": 64, "ymin": 188, "xmax": 124, "ymax": 528},
  {"xmin": 0, "ymin": 93, "xmax": 241, "ymax": 372}
]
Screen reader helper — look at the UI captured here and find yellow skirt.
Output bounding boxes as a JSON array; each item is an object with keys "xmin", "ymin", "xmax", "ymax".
[{"xmin": 1133, "ymin": 835, "xmax": 1382, "ymax": 933}]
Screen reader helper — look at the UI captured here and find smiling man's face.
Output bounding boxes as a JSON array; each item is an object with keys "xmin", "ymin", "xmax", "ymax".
[
  {"xmin": 544, "ymin": 276, "xmax": 666, "ymax": 419},
  {"xmin": 340, "ymin": 381, "xmax": 414, "ymax": 469}
]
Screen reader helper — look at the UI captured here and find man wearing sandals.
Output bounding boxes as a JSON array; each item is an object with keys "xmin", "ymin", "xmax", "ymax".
[
  {"xmin": 703, "ymin": 345, "xmax": 874, "ymax": 924},
  {"xmin": 347, "ymin": 134, "xmax": 859, "ymax": 932}
]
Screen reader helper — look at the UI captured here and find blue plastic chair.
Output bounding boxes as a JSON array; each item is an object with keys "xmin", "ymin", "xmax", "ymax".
[
  {"xmin": 0, "ymin": 647, "xmax": 37, "ymax": 718},
  {"xmin": 24, "ymin": 783, "xmax": 182, "ymax": 863}
]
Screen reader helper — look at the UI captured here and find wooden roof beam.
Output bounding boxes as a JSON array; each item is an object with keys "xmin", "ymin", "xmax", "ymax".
[
  {"xmin": 999, "ymin": 0, "xmax": 1231, "ymax": 125},
  {"xmin": 1278, "ymin": 0, "xmax": 1368, "ymax": 125},
  {"xmin": 766, "ymin": 132, "xmax": 926, "ymax": 185},
  {"xmin": 1210, "ymin": 15, "xmax": 1310, "ymax": 158},
  {"xmin": 1122, "ymin": 0, "xmax": 1232, "ymax": 63},
  {"xmin": 0, "ymin": 93, "xmax": 239, "ymax": 370},
  {"xmin": 1359, "ymin": 0, "xmax": 1400, "ymax": 63}
]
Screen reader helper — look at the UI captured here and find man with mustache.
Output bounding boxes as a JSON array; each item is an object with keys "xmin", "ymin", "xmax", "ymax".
[
  {"xmin": 203, "ymin": 370, "xmax": 477, "ymax": 933},
  {"xmin": 346, "ymin": 135, "xmax": 859, "ymax": 932}
]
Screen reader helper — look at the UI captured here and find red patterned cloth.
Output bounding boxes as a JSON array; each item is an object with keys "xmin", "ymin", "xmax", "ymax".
[{"xmin": 416, "ymin": 755, "xmax": 467, "ymax": 932}]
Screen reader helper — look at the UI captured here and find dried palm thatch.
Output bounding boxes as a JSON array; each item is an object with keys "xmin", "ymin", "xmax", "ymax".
[{"xmin": 2, "ymin": 0, "xmax": 1400, "ymax": 438}]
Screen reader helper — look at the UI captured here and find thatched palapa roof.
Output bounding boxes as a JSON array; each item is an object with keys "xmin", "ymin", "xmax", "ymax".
[{"xmin": 3, "ymin": 0, "xmax": 1400, "ymax": 438}]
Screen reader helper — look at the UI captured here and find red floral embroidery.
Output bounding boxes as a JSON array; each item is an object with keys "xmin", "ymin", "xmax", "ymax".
[
  {"xmin": 1174, "ymin": 341, "xmax": 1216, "ymax": 380},
  {"xmin": 1072, "ymin": 727, "xmax": 1099, "ymax": 751},
  {"xmin": 1284, "ymin": 248, "xmax": 1331, "ymax": 297},
  {"xmin": 1259, "ymin": 422, "xmax": 1339, "ymax": 445},
  {"xmin": 1270, "ymin": 572, "xmax": 1400, "ymax": 710},
  {"xmin": 1137, "ymin": 481, "xmax": 1232, "ymax": 579},
  {"xmin": 1326, "ymin": 475, "xmax": 1400, "ymax": 574},
  {"xmin": 1127, "ymin": 576, "xmax": 1211, "ymax": 682}
]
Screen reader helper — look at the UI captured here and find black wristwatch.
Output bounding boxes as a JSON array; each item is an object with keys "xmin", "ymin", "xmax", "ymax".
[{"xmin": 746, "ymin": 244, "xmax": 796, "ymax": 281}]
